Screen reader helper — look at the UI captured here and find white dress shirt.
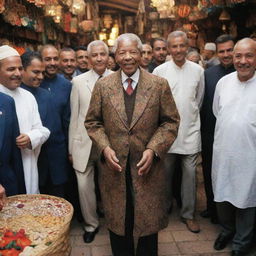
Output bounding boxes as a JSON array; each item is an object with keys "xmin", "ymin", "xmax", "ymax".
[{"xmin": 121, "ymin": 69, "xmax": 140, "ymax": 90}]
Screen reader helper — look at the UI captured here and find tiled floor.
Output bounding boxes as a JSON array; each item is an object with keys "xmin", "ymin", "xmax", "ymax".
[
  {"xmin": 69, "ymin": 208, "xmax": 256, "ymax": 256},
  {"xmin": 69, "ymin": 161, "xmax": 256, "ymax": 256}
]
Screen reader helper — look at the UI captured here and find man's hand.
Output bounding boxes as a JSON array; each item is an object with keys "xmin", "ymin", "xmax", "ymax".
[
  {"xmin": 137, "ymin": 149, "xmax": 154, "ymax": 176},
  {"xmin": 0, "ymin": 185, "xmax": 6, "ymax": 211},
  {"xmin": 16, "ymin": 134, "xmax": 31, "ymax": 149},
  {"xmin": 103, "ymin": 146, "xmax": 122, "ymax": 172}
]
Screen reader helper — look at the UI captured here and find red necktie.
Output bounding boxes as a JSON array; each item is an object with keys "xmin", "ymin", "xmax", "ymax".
[{"xmin": 126, "ymin": 78, "xmax": 133, "ymax": 95}]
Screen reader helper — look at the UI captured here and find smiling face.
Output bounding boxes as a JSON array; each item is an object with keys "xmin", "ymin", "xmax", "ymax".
[
  {"xmin": 76, "ymin": 49, "xmax": 88, "ymax": 71},
  {"xmin": 59, "ymin": 51, "xmax": 76, "ymax": 77},
  {"xmin": 89, "ymin": 45, "xmax": 109, "ymax": 75},
  {"xmin": 152, "ymin": 40, "xmax": 167, "ymax": 65},
  {"xmin": 168, "ymin": 36, "xmax": 188, "ymax": 67},
  {"xmin": 233, "ymin": 39, "xmax": 256, "ymax": 82},
  {"xmin": 140, "ymin": 44, "xmax": 153, "ymax": 68},
  {"xmin": 22, "ymin": 58, "xmax": 44, "ymax": 88},
  {"xmin": 41, "ymin": 47, "xmax": 59, "ymax": 78},
  {"xmin": 115, "ymin": 40, "xmax": 141, "ymax": 76},
  {"xmin": 0, "ymin": 56, "xmax": 23, "ymax": 90},
  {"xmin": 217, "ymin": 40, "xmax": 234, "ymax": 68}
]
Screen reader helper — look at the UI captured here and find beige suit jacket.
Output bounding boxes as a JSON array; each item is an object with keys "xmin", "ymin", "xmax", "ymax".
[{"xmin": 69, "ymin": 69, "xmax": 112, "ymax": 172}]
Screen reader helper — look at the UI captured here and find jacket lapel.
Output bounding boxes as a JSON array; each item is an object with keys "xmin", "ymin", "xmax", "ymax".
[
  {"xmin": 130, "ymin": 70, "xmax": 153, "ymax": 129},
  {"xmin": 109, "ymin": 70, "xmax": 129, "ymax": 129},
  {"xmin": 0, "ymin": 107, "xmax": 5, "ymax": 151},
  {"xmin": 86, "ymin": 70, "xmax": 97, "ymax": 93}
]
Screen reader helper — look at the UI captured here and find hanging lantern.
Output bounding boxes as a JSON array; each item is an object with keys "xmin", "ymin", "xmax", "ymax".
[
  {"xmin": 99, "ymin": 31, "xmax": 107, "ymax": 41},
  {"xmin": 71, "ymin": 0, "xmax": 85, "ymax": 16},
  {"xmin": 79, "ymin": 20, "xmax": 94, "ymax": 32},
  {"xmin": 0, "ymin": 0, "xmax": 5, "ymax": 13},
  {"xmin": 177, "ymin": 4, "xmax": 191, "ymax": 18},
  {"xmin": 103, "ymin": 14, "xmax": 113, "ymax": 29},
  {"xmin": 53, "ymin": 5, "xmax": 62, "ymax": 23},
  {"xmin": 45, "ymin": 5, "xmax": 56, "ymax": 16}
]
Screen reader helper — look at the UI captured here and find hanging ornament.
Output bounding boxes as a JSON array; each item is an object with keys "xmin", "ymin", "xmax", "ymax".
[
  {"xmin": 177, "ymin": 4, "xmax": 191, "ymax": 18},
  {"xmin": 0, "ymin": 0, "xmax": 5, "ymax": 14},
  {"xmin": 71, "ymin": 0, "xmax": 86, "ymax": 16}
]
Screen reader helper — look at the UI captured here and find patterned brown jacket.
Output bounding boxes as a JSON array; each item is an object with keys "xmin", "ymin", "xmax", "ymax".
[{"xmin": 85, "ymin": 69, "xmax": 180, "ymax": 237}]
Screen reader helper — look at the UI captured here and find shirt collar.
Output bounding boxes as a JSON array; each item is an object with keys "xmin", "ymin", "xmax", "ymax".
[
  {"xmin": 171, "ymin": 59, "xmax": 187, "ymax": 70},
  {"xmin": 92, "ymin": 69, "xmax": 111, "ymax": 80},
  {"xmin": 121, "ymin": 68, "xmax": 140, "ymax": 85},
  {"xmin": 0, "ymin": 84, "xmax": 18, "ymax": 97}
]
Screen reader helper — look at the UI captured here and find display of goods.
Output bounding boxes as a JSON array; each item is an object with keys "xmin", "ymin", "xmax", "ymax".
[
  {"xmin": 79, "ymin": 19, "xmax": 93, "ymax": 32},
  {"xmin": 0, "ymin": 228, "xmax": 32, "ymax": 255},
  {"xmin": 177, "ymin": 4, "xmax": 191, "ymax": 18},
  {"xmin": 0, "ymin": 194, "xmax": 73, "ymax": 256}
]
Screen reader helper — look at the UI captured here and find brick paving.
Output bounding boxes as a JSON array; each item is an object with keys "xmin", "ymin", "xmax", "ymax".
[{"xmin": 69, "ymin": 160, "xmax": 256, "ymax": 256}]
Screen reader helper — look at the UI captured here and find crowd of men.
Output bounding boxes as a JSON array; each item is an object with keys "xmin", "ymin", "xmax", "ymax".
[{"xmin": 0, "ymin": 30, "xmax": 256, "ymax": 256}]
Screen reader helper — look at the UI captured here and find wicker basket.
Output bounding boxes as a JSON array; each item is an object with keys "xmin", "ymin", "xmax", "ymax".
[{"xmin": 0, "ymin": 194, "xmax": 74, "ymax": 256}]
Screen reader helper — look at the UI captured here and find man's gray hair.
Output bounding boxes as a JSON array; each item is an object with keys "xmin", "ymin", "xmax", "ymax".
[
  {"xmin": 87, "ymin": 40, "xmax": 109, "ymax": 56},
  {"xmin": 167, "ymin": 31, "xmax": 188, "ymax": 45},
  {"xmin": 113, "ymin": 33, "xmax": 143, "ymax": 53}
]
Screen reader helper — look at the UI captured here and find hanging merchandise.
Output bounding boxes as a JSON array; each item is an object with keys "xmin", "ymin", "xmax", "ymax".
[
  {"xmin": 2, "ymin": 2, "xmax": 28, "ymax": 26},
  {"xmin": 0, "ymin": 0, "xmax": 5, "ymax": 13},
  {"xmin": 71, "ymin": 0, "xmax": 86, "ymax": 16},
  {"xmin": 63, "ymin": 12, "xmax": 72, "ymax": 32},
  {"xmin": 79, "ymin": 20, "xmax": 94, "ymax": 32},
  {"xmin": 44, "ymin": 0, "xmax": 58, "ymax": 16},
  {"xmin": 177, "ymin": 4, "xmax": 191, "ymax": 18},
  {"xmin": 70, "ymin": 16, "xmax": 78, "ymax": 33},
  {"xmin": 103, "ymin": 14, "xmax": 113, "ymax": 29},
  {"xmin": 189, "ymin": 6, "xmax": 207, "ymax": 21},
  {"xmin": 53, "ymin": 5, "xmax": 62, "ymax": 23}
]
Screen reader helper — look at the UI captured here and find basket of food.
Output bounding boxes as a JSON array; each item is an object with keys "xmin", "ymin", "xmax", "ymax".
[{"xmin": 0, "ymin": 194, "xmax": 74, "ymax": 256}]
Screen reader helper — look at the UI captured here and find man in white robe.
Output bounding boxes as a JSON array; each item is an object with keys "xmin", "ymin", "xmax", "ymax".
[
  {"xmin": 0, "ymin": 45, "xmax": 50, "ymax": 194},
  {"xmin": 212, "ymin": 38, "xmax": 256, "ymax": 256},
  {"xmin": 153, "ymin": 31, "xmax": 204, "ymax": 233}
]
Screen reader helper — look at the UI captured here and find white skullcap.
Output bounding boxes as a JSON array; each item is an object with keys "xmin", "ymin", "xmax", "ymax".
[
  {"xmin": 204, "ymin": 42, "xmax": 216, "ymax": 51},
  {"xmin": 0, "ymin": 45, "xmax": 20, "ymax": 61}
]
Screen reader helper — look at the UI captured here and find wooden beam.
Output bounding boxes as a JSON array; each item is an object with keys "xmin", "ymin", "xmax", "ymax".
[
  {"xmin": 98, "ymin": 1, "xmax": 138, "ymax": 13},
  {"xmin": 106, "ymin": 0, "xmax": 138, "ymax": 9}
]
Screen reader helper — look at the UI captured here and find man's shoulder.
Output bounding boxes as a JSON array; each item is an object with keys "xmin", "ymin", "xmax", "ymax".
[
  {"xmin": 142, "ymin": 69, "xmax": 167, "ymax": 84},
  {"xmin": 73, "ymin": 70, "xmax": 92, "ymax": 81},
  {"xmin": 153, "ymin": 61, "xmax": 170, "ymax": 73},
  {"xmin": 205, "ymin": 64, "xmax": 222, "ymax": 76},
  {"xmin": 58, "ymin": 73, "xmax": 72, "ymax": 84},
  {"xmin": 186, "ymin": 60, "xmax": 204, "ymax": 73},
  {"xmin": 99, "ymin": 71, "xmax": 118, "ymax": 84},
  {"xmin": 218, "ymin": 71, "xmax": 236, "ymax": 84},
  {"xmin": 0, "ymin": 92, "xmax": 14, "ymax": 105}
]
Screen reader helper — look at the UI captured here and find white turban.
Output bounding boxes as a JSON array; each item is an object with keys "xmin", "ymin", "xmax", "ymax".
[
  {"xmin": 204, "ymin": 43, "xmax": 216, "ymax": 52},
  {"xmin": 0, "ymin": 45, "xmax": 20, "ymax": 60}
]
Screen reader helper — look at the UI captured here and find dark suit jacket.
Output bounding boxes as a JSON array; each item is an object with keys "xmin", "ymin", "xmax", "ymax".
[
  {"xmin": 201, "ymin": 64, "xmax": 235, "ymax": 145},
  {"xmin": 0, "ymin": 92, "xmax": 26, "ymax": 196},
  {"xmin": 21, "ymin": 84, "xmax": 68, "ymax": 186}
]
